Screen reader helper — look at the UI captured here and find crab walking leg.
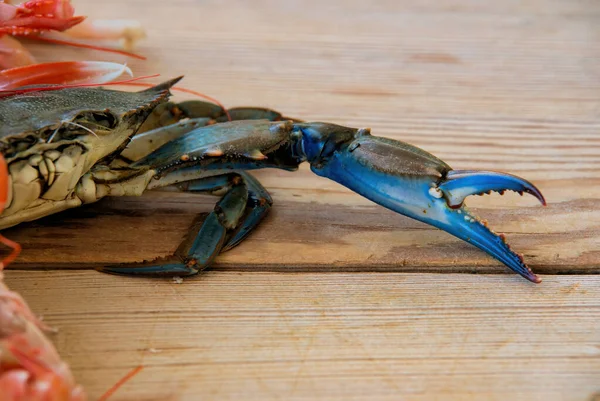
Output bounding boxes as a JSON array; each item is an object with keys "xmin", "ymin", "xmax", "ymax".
[
  {"xmin": 171, "ymin": 171, "xmax": 273, "ymax": 252},
  {"xmin": 121, "ymin": 117, "xmax": 215, "ymax": 162},
  {"xmin": 134, "ymin": 101, "xmax": 224, "ymax": 134},
  {"xmin": 216, "ymin": 107, "xmax": 294, "ymax": 123},
  {"xmin": 135, "ymin": 100, "xmax": 292, "ymax": 134},
  {"xmin": 98, "ymin": 171, "xmax": 271, "ymax": 276},
  {"xmin": 124, "ymin": 101, "xmax": 294, "ymax": 162},
  {"xmin": 168, "ymin": 170, "xmax": 273, "ymax": 252},
  {"xmin": 221, "ymin": 172, "xmax": 273, "ymax": 251}
]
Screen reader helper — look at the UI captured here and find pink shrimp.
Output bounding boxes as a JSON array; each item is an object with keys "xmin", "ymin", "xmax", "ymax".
[{"xmin": 0, "ymin": 0, "xmax": 145, "ymax": 70}]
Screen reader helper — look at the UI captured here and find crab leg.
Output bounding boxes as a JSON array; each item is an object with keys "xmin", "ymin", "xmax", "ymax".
[
  {"xmin": 98, "ymin": 104, "xmax": 283, "ymax": 276},
  {"xmin": 221, "ymin": 172, "xmax": 272, "ymax": 251},
  {"xmin": 123, "ymin": 100, "xmax": 293, "ymax": 161},
  {"xmin": 120, "ymin": 118, "xmax": 215, "ymax": 162},
  {"xmin": 120, "ymin": 119, "xmax": 544, "ymax": 282},
  {"xmin": 162, "ymin": 170, "xmax": 273, "ymax": 253},
  {"xmin": 98, "ymin": 171, "xmax": 271, "ymax": 276},
  {"xmin": 134, "ymin": 99, "xmax": 291, "ymax": 134}
]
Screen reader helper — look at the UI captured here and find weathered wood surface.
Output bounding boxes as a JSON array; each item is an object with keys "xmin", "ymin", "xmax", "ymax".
[
  {"xmin": 3, "ymin": 0, "xmax": 600, "ymax": 400},
  {"xmin": 5, "ymin": 271, "xmax": 600, "ymax": 401}
]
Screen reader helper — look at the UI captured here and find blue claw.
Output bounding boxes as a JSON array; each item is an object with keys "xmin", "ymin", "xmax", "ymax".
[
  {"xmin": 296, "ymin": 124, "xmax": 546, "ymax": 283},
  {"xmin": 439, "ymin": 170, "xmax": 546, "ymax": 208}
]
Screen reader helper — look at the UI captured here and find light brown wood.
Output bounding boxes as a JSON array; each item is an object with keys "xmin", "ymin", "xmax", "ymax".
[
  {"xmin": 5, "ymin": 271, "xmax": 600, "ymax": 401},
  {"xmin": 3, "ymin": 0, "xmax": 600, "ymax": 400}
]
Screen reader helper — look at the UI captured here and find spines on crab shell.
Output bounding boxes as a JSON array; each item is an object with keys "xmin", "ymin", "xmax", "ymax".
[
  {"xmin": 0, "ymin": 75, "xmax": 184, "ymax": 166},
  {"xmin": 0, "ymin": 69, "xmax": 231, "ymax": 128}
]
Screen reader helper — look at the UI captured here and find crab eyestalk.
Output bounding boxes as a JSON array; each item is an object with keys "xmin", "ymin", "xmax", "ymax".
[{"xmin": 294, "ymin": 123, "xmax": 546, "ymax": 283}]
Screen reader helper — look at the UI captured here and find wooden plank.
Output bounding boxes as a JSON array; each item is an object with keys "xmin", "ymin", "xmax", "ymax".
[
  {"xmin": 5, "ymin": 270, "xmax": 600, "ymax": 401},
  {"xmin": 4, "ymin": 0, "xmax": 596, "ymax": 275},
  {"xmin": 4, "ymin": 186, "xmax": 598, "ymax": 277}
]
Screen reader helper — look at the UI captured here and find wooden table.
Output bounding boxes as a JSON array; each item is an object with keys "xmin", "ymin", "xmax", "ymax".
[{"xmin": 4, "ymin": 0, "xmax": 600, "ymax": 399}]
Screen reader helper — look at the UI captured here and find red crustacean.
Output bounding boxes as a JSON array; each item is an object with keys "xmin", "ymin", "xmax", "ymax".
[
  {"xmin": 0, "ymin": 0, "xmax": 145, "ymax": 69},
  {"xmin": 0, "ymin": 0, "xmax": 83, "ymax": 36},
  {"xmin": 0, "ymin": 1, "xmax": 147, "ymax": 398}
]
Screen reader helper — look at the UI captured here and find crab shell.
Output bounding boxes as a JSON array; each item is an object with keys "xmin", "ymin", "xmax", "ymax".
[{"xmin": 0, "ymin": 78, "xmax": 181, "ymax": 226}]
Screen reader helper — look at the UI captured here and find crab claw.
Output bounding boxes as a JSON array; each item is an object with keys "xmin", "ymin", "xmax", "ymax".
[{"xmin": 296, "ymin": 123, "xmax": 546, "ymax": 283}]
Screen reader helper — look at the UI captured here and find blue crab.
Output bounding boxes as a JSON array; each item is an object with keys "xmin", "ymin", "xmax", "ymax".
[{"xmin": 0, "ymin": 77, "xmax": 546, "ymax": 282}]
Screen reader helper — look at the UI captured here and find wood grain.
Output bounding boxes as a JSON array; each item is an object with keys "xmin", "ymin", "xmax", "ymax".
[
  {"xmin": 5, "ymin": 271, "xmax": 600, "ymax": 401},
  {"xmin": 4, "ymin": 0, "xmax": 600, "ymax": 400}
]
